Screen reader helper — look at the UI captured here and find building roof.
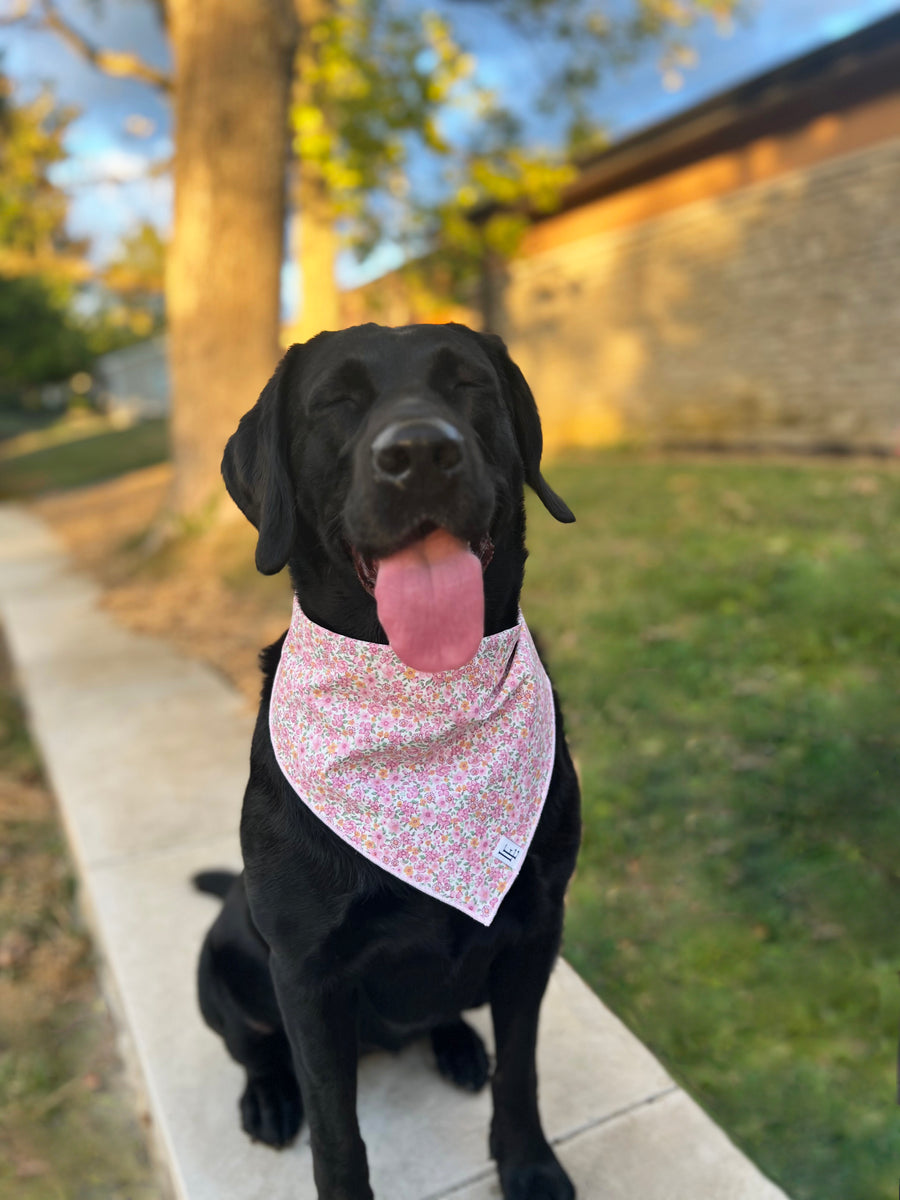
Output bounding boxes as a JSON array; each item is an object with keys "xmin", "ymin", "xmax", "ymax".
[{"xmin": 547, "ymin": 9, "xmax": 900, "ymax": 217}]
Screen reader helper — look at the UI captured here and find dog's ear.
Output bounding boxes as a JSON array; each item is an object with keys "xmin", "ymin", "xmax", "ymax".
[
  {"xmin": 476, "ymin": 332, "xmax": 575, "ymax": 523},
  {"xmin": 221, "ymin": 343, "xmax": 304, "ymax": 575}
]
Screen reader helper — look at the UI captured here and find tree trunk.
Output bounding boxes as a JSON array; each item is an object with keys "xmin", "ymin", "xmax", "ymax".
[
  {"xmin": 292, "ymin": 158, "xmax": 342, "ymax": 341},
  {"xmin": 166, "ymin": 0, "xmax": 298, "ymax": 518},
  {"xmin": 290, "ymin": 0, "xmax": 341, "ymax": 343}
]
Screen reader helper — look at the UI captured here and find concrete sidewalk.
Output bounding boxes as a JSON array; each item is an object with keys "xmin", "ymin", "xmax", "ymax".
[{"xmin": 0, "ymin": 503, "xmax": 789, "ymax": 1200}]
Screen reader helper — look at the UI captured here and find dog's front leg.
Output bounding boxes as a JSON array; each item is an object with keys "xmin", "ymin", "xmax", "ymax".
[
  {"xmin": 488, "ymin": 933, "xmax": 575, "ymax": 1200},
  {"xmin": 269, "ymin": 955, "xmax": 373, "ymax": 1200}
]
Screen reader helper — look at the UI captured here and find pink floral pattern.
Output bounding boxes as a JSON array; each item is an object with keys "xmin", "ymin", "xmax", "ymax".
[{"xmin": 269, "ymin": 600, "xmax": 556, "ymax": 925}]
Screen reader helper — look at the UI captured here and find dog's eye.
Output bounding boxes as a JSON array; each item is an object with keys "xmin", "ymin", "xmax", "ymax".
[
  {"xmin": 451, "ymin": 379, "xmax": 494, "ymax": 415},
  {"xmin": 454, "ymin": 374, "xmax": 493, "ymax": 395},
  {"xmin": 309, "ymin": 391, "xmax": 364, "ymax": 412},
  {"xmin": 452, "ymin": 380, "xmax": 483, "ymax": 402}
]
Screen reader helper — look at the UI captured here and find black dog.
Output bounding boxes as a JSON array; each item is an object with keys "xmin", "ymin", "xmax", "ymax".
[{"xmin": 196, "ymin": 323, "xmax": 581, "ymax": 1200}]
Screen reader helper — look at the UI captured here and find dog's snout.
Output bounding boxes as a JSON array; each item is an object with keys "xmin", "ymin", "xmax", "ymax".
[{"xmin": 372, "ymin": 419, "xmax": 464, "ymax": 485}]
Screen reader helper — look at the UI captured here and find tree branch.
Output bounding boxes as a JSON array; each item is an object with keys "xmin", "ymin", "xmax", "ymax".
[
  {"xmin": 37, "ymin": 0, "xmax": 171, "ymax": 93},
  {"xmin": 0, "ymin": 1, "xmax": 34, "ymax": 26}
]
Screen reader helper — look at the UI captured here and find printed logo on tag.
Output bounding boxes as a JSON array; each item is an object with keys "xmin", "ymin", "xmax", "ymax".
[{"xmin": 493, "ymin": 836, "xmax": 523, "ymax": 868}]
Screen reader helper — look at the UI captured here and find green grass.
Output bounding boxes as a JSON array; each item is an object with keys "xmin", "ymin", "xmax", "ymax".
[
  {"xmin": 0, "ymin": 419, "xmax": 168, "ymax": 499},
  {"xmin": 522, "ymin": 453, "xmax": 900, "ymax": 1200},
  {"xmin": 0, "ymin": 410, "xmax": 58, "ymax": 442}
]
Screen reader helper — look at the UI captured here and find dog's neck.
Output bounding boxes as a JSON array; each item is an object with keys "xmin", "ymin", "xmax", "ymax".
[{"xmin": 287, "ymin": 507, "xmax": 526, "ymax": 644}]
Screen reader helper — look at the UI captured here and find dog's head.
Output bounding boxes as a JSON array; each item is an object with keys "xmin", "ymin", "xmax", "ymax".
[{"xmin": 222, "ymin": 323, "xmax": 573, "ymax": 671}]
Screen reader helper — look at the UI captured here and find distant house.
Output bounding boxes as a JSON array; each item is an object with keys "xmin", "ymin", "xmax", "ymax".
[
  {"xmin": 487, "ymin": 11, "xmax": 900, "ymax": 454},
  {"xmin": 95, "ymin": 337, "xmax": 169, "ymax": 422}
]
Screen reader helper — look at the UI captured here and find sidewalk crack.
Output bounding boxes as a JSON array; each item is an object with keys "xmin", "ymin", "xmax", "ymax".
[{"xmin": 420, "ymin": 1085, "xmax": 680, "ymax": 1199}]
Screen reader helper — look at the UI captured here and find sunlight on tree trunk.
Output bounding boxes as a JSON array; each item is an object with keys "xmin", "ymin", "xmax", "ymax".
[
  {"xmin": 166, "ymin": 0, "xmax": 297, "ymax": 519},
  {"xmin": 292, "ymin": 158, "xmax": 342, "ymax": 341},
  {"xmin": 290, "ymin": 0, "xmax": 341, "ymax": 343}
]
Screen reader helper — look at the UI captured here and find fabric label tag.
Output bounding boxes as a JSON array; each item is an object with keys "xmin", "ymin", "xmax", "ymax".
[{"xmin": 493, "ymin": 836, "xmax": 524, "ymax": 869}]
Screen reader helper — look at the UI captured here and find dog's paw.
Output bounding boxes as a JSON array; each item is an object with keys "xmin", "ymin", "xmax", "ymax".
[
  {"xmin": 239, "ymin": 1071, "xmax": 303, "ymax": 1148},
  {"xmin": 499, "ymin": 1159, "xmax": 576, "ymax": 1200},
  {"xmin": 430, "ymin": 1020, "xmax": 490, "ymax": 1092}
]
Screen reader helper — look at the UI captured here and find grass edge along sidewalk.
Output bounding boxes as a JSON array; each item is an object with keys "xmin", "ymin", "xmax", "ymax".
[{"xmin": 0, "ymin": 627, "xmax": 161, "ymax": 1200}]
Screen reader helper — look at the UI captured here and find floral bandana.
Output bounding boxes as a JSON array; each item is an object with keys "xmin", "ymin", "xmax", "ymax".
[{"xmin": 269, "ymin": 599, "xmax": 556, "ymax": 925}]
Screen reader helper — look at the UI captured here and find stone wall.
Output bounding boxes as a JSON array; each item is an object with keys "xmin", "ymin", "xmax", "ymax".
[{"xmin": 500, "ymin": 136, "xmax": 900, "ymax": 454}]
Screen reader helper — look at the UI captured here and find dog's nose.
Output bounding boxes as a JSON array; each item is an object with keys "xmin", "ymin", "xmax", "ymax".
[{"xmin": 372, "ymin": 418, "xmax": 464, "ymax": 485}]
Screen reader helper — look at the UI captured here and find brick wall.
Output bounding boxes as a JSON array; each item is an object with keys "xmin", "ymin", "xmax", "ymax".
[{"xmin": 500, "ymin": 136, "xmax": 900, "ymax": 454}]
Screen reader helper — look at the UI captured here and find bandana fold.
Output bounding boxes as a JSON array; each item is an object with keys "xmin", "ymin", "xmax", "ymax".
[{"xmin": 269, "ymin": 600, "xmax": 556, "ymax": 925}]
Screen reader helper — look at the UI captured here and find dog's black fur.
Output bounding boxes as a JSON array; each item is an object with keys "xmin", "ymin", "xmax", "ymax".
[{"xmin": 196, "ymin": 323, "xmax": 581, "ymax": 1200}]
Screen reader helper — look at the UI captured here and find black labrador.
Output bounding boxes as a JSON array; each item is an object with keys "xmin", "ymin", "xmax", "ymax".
[{"xmin": 196, "ymin": 322, "xmax": 582, "ymax": 1200}]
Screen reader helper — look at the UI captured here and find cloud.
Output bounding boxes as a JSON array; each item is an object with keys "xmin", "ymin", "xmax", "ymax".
[
  {"xmin": 68, "ymin": 171, "xmax": 172, "ymax": 263},
  {"xmin": 52, "ymin": 144, "xmax": 159, "ymax": 186},
  {"xmin": 52, "ymin": 141, "xmax": 173, "ymax": 264}
]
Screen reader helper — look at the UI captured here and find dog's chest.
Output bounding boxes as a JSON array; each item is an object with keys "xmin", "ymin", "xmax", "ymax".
[{"xmin": 357, "ymin": 940, "xmax": 494, "ymax": 1032}]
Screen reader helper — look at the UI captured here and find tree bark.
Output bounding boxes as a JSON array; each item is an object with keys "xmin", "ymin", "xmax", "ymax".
[
  {"xmin": 292, "ymin": 158, "xmax": 342, "ymax": 341},
  {"xmin": 290, "ymin": 0, "xmax": 341, "ymax": 343},
  {"xmin": 166, "ymin": 0, "xmax": 298, "ymax": 517}
]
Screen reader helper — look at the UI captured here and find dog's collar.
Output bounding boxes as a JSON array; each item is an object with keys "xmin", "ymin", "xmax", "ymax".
[{"xmin": 268, "ymin": 600, "xmax": 556, "ymax": 925}]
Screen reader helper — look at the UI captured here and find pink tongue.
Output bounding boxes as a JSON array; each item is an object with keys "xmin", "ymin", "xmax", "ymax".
[{"xmin": 374, "ymin": 529, "xmax": 484, "ymax": 672}]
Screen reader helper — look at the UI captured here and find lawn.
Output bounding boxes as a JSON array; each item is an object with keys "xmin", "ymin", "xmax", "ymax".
[
  {"xmin": 0, "ymin": 418, "xmax": 168, "ymax": 499},
  {"xmin": 521, "ymin": 453, "xmax": 900, "ymax": 1200}
]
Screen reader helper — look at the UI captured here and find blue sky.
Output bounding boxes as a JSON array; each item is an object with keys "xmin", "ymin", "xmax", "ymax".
[{"xmin": 3, "ymin": 0, "xmax": 899, "ymax": 288}]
